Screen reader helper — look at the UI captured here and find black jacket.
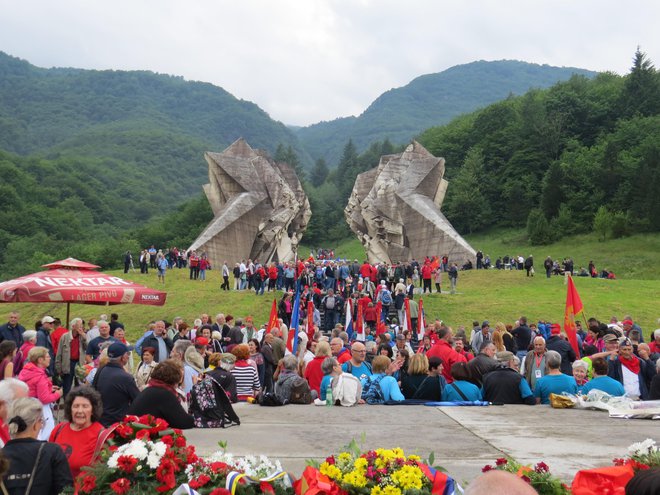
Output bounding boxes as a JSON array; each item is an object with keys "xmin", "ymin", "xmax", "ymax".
[
  {"xmin": 466, "ymin": 353, "xmax": 498, "ymax": 387},
  {"xmin": 94, "ymin": 362, "xmax": 140, "ymax": 426},
  {"xmin": 546, "ymin": 336, "xmax": 577, "ymax": 375},
  {"xmin": 2, "ymin": 438, "xmax": 72, "ymax": 495},
  {"xmin": 482, "ymin": 366, "xmax": 535, "ymax": 405},
  {"xmin": 127, "ymin": 386, "xmax": 195, "ymax": 429}
]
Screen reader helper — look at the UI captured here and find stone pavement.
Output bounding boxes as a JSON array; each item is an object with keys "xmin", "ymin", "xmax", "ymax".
[{"xmin": 184, "ymin": 402, "xmax": 658, "ymax": 484}]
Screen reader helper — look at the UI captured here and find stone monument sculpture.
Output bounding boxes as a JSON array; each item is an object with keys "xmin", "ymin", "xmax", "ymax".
[
  {"xmin": 344, "ymin": 141, "xmax": 476, "ymax": 265},
  {"xmin": 188, "ymin": 138, "xmax": 311, "ymax": 266}
]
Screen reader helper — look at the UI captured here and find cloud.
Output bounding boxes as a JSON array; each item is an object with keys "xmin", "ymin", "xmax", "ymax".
[{"xmin": 0, "ymin": 0, "xmax": 658, "ymax": 125}]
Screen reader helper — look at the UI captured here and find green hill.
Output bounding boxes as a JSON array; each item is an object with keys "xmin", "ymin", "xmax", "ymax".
[
  {"xmin": 295, "ymin": 60, "xmax": 597, "ymax": 165},
  {"xmin": 0, "ymin": 50, "xmax": 310, "ymax": 177}
]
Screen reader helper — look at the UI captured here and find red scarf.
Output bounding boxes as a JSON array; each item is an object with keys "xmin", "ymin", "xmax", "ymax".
[{"xmin": 619, "ymin": 355, "xmax": 640, "ymax": 374}]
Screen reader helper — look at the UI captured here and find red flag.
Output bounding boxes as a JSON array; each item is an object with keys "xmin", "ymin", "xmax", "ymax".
[
  {"xmin": 267, "ymin": 299, "xmax": 278, "ymax": 333},
  {"xmin": 403, "ymin": 298, "xmax": 413, "ymax": 333},
  {"xmin": 417, "ymin": 298, "xmax": 426, "ymax": 342},
  {"xmin": 307, "ymin": 300, "xmax": 315, "ymax": 340},
  {"xmin": 563, "ymin": 275, "xmax": 584, "ymax": 358},
  {"xmin": 375, "ymin": 301, "xmax": 386, "ymax": 335},
  {"xmin": 356, "ymin": 301, "xmax": 365, "ymax": 341}
]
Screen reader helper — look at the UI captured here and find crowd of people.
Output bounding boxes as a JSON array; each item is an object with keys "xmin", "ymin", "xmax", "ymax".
[{"xmin": 0, "ymin": 301, "xmax": 658, "ymax": 490}]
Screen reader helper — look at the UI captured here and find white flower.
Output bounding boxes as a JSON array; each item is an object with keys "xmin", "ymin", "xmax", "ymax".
[{"xmin": 628, "ymin": 439, "xmax": 657, "ymax": 456}]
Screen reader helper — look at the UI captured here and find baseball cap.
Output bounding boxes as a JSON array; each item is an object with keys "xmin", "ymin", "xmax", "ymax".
[
  {"xmin": 603, "ymin": 333, "xmax": 618, "ymax": 343},
  {"xmin": 107, "ymin": 342, "xmax": 129, "ymax": 358},
  {"xmin": 41, "ymin": 316, "xmax": 55, "ymax": 323}
]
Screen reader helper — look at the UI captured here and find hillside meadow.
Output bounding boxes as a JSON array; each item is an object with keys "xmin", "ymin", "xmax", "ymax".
[{"xmin": 3, "ymin": 255, "xmax": 659, "ymax": 343}]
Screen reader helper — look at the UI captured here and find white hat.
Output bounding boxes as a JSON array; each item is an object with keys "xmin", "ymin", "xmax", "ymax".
[{"xmin": 41, "ymin": 316, "xmax": 55, "ymax": 323}]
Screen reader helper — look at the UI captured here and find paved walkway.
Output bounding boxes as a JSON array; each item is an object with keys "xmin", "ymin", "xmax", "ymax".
[{"xmin": 184, "ymin": 402, "xmax": 657, "ymax": 484}]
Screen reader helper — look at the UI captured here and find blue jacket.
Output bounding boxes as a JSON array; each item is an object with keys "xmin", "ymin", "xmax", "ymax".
[{"xmin": 0, "ymin": 322, "xmax": 25, "ymax": 347}]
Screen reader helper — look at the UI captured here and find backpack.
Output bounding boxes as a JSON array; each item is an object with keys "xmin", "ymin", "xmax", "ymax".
[
  {"xmin": 289, "ymin": 378, "xmax": 313, "ymax": 404},
  {"xmin": 331, "ymin": 373, "xmax": 362, "ymax": 406},
  {"xmin": 258, "ymin": 391, "xmax": 286, "ymax": 407},
  {"xmin": 190, "ymin": 376, "xmax": 241, "ymax": 427},
  {"xmin": 361, "ymin": 374, "xmax": 386, "ymax": 404},
  {"xmin": 324, "ymin": 296, "xmax": 336, "ymax": 310},
  {"xmin": 380, "ymin": 289, "xmax": 392, "ymax": 305}
]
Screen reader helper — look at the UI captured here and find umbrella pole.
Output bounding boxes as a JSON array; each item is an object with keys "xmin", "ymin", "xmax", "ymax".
[{"xmin": 66, "ymin": 302, "xmax": 70, "ymax": 329}]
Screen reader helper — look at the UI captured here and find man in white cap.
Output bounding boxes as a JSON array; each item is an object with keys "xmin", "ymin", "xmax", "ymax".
[{"xmin": 93, "ymin": 342, "xmax": 139, "ymax": 426}]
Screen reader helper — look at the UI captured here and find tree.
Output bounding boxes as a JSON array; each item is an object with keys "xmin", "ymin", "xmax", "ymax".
[
  {"xmin": 526, "ymin": 209, "xmax": 553, "ymax": 245},
  {"xmin": 619, "ymin": 48, "xmax": 660, "ymax": 118},
  {"xmin": 541, "ymin": 161, "xmax": 566, "ymax": 218},
  {"xmin": 593, "ymin": 206, "xmax": 611, "ymax": 241},
  {"xmin": 274, "ymin": 144, "xmax": 305, "ymax": 182},
  {"xmin": 309, "ymin": 158, "xmax": 329, "ymax": 187},
  {"xmin": 444, "ymin": 147, "xmax": 492, "ymax": 233},
  {"xmin": 334, "ymin": 139, "xmax": 359, "ymax": 196}
]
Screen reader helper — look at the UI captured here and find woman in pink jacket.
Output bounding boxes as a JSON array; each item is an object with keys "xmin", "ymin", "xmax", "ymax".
[{"xmin": 17, "ymin": 346, "xmax": 62, "ymax": 440}]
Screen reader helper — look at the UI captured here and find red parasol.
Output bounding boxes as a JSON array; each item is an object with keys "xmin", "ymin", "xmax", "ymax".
[{"xmin": 0, "ymin": 258, "xmax": 166, "ymax": 325}]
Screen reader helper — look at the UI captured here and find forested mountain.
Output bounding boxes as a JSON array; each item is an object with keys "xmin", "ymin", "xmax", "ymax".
[
  {"xmin": 0, "ymin": 51, "xmax": 309, "ymax": 187},
  {"xmin": 295, "ymin": 60, "xmax": 596, "ymax": 165},
  {"xmin": 302, "ymin": 50, "xmax": 660, "ymax": 246}
]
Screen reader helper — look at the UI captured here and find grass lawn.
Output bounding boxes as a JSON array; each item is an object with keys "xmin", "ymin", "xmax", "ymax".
[{"xmin": 3, "ymin": 263, "xmax": 659, "ymax": 343}]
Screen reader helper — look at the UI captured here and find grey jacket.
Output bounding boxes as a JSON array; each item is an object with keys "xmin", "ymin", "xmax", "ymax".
[{"xmin": 55, "ymin": 331, "xmax": 87, "ymax": 375}]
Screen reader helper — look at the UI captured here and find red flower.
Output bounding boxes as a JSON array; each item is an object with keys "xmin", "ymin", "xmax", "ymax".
[
  {"xmin": 534, "ymin": 461, "xmax": 549, "ymax": 473},
  {"xmin": 156, "ymin": 460, "xmax": 176, "ymax": 488},
  {"xmin": 160, "ymin": 435, "xmax": 174, "ymax": 447},
  {"xmin": 209, "ymin": 489, "xmax": 231, "ymax": 495},
  {"xmin": 495, "ymin": 458, "xmax": 508, "ymax": 466},
  {"xmin": 135, "ymin": 429, "xmax": 151, "ymax": 441},
  {"xmin": 189, "ymin": 474, "xmax": 212, "ymax": 489},
  {"xmin": 325, "ymin": 455, "xmax": 336, "ymax": 465},
  {"xmin": 175, "ymin": 435, "xmax": 188, "ymax": 448},
  {"xmin": 115, "ymin": 423, "xmax": 134, "ymax": 439},
  {"xmin": 117, "ymin": 455, "xmax": 138, "ymax": 473},
  {"xmin": 521, "ymin": 475, "xmax": 531, "ymax": 483},
  {"xmin": 210, "ymin": 461, "xmax": 229, "ymax": 473},
  {"xmin": 629, "ymin": 460, "xmax": 650, "ymax": 471},
  {"xmin": 612, "ymin": 458, "xmax": 626, "ymax": 466},
  {"xmin": 80, "ymin": 474, "xmax": 96, "ymax": 493},
  {"xmin": 110, "ymin": 478, "xmax": 131, "ymax": 495},
  {"xmin": 123, "ymin": 415, "xmax": 139, "ymax": 423},
  {"xmin": 482, "ymin": 465, "xmax": 494, "ymax": 472},
  {"xmin": 259, "ymin": 481, "xmax": 275, "ymax": 494}
]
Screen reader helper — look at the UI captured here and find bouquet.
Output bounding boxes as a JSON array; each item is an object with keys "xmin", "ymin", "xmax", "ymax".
[
  {"xmin": 75, "ymin": 414, "xmax": 198, "ymax": 494},
  {"xmin": 481, "ymin": 457, "xmax": 570, "ymax": 495},
  {"xmin": 613, "ymin": 438, "xmax": 660, "ymax": 471},
  {"xmin": 185, "ymin": 449, "xmax": 292, "ymax": 495},
  {"xmin": 296, "ymin": 445, "xmax": 459, "ymax": 495}
]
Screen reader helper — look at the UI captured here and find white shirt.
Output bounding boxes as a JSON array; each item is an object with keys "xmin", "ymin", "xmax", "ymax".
[{"xmin": 621, "ymin": 364, "xmax": 641, "ymax": 399}]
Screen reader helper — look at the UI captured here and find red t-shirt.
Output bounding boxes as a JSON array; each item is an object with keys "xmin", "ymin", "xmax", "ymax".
[
  {"xmin": 70, "ymin": 335, "xmax": 80, "ymax": 361},
  {"xmin": 51, "ymin": 327, "xmax": 68, "ymax": 356},
  {"xmin": 50, "ymin": 422, "xmax": 105, "ymax": 478}
]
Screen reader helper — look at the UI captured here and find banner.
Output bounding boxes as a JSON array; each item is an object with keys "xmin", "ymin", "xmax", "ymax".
[
  {"xmin": 563, "ymin": 275, "xmax": 584, "ymax": 358},
  {"xmin": 417, "ymin": 298, "xmax": 426, "ymax": 343},
  {"xmin": 267, "ymin": 299, "xmax": 278, "ymax": 332}
]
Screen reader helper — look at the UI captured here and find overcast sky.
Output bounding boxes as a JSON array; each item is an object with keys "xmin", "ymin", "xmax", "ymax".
[{"xmin": 1, "ymin": 1, "xmax": 658, "ymax": 126}]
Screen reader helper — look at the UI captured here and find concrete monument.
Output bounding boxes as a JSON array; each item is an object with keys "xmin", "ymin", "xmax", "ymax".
[
  {"xmin": 189, "ymin": 138, "xmax": 311, "ymax": 266},
  {"xmin": 344, "ymin": 141, "xmax": 475, "ymax": 264}
]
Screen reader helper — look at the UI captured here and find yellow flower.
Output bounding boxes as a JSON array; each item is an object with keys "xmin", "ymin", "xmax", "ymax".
[
  {"xmin": 338, "ymin": 452, "xmax": 353, "ymax": 464},
  {"xmin": 391, "ymin": 465, "xmax": 424, "ymax": 490},
  {"xmin": 408, "ymin": 455, "xmax": 421, "ymax": 462},
  {"xmin": 371, "ymin": 487, "xmax": 384, "ymax": 495},
  {"xmin": 343, "ymin": 470, "xmax": 368, "ymax": 488},
  {"xmin": 354, "ymin": 457, "xmax": 368, "ymax": 470},
  {"xmin": 319, "ymin": 462, "xmax": 343, "ymax": 481},
  {"xmin": 382, "ymin": 487, "xmax": 402, "ymax": 495},
  {"xmin": 391, "ymin": 448, "xmax": 404, "ymax": 458}
]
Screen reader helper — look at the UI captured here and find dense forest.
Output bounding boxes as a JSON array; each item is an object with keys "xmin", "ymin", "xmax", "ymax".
[{"xmin": 295, "ymin": 60, "xmax": 595, "ymax": 165}]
